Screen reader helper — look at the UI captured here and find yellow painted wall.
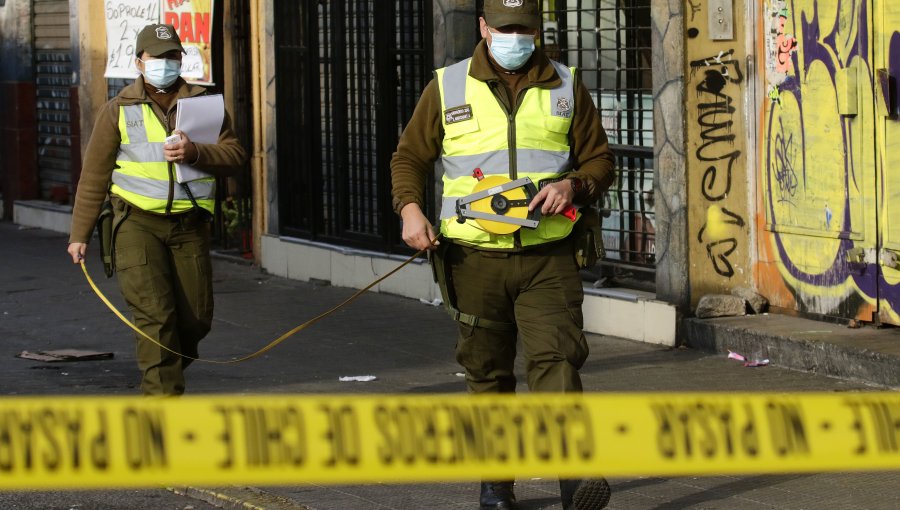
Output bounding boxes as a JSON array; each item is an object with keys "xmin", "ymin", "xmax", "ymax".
[
  {"xmin": 755, "ymin": 0, "xmax": 900, "ymax": 324},
  {"xmin": 684, "ymin": 0, "xmax": 752, "ymax": 303}
]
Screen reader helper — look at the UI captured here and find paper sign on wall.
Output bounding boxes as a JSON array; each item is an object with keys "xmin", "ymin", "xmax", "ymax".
[
  {"xmin": 103, "ymin": 0, "xmax": 215, "ymax": 86},
  {"xmin": 103, "ymin": 0, "xmax": 162, "ymax": 79},
  {"xmin": 163, "ymin": 0, "xmax": 215, "ymax": 85}
]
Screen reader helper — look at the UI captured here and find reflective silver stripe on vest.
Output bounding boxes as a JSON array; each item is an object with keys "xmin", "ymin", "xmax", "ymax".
[
  {"xmin": 442, "ymin": 148, "xmax": 571, "ymax": 180},
  {"xmin": 441, "ymin": 58, "xmax": 471, "ymax": 108},
  {"xmin": 548, "ymin": 61, "xmax": 575, "ymax": 118},
  {"xmin": 117, "ymin": 142, "xmax": 166, "ymax": 163},
  {"xmin": 111, "ymin": 171, "xmax": 215, "ymax": 200},
  {"xmin": 122, "ymin": 105, "xmax": 149, "ymax": 144},
  {"xmin": 120, "ymin": 105, "xmax": 165, "ymax": 163}
]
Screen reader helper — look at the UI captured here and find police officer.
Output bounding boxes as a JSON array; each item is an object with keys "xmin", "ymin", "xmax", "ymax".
[
  {"xmin": 391, "ymin": 1, "xmax": 615, "ymax": 508},
  {"xmin": 66, "ymin": 24, "xmax": 247, "ymax": 396}
]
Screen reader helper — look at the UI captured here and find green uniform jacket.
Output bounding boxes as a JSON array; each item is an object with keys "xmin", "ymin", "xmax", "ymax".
[
  {"xmin": 391, "ymin": 40, "xmax": 616, "ymax": 222},
  {"xmin": 69, "ymin": 77, "xmax": 247, "ymax": 244}
]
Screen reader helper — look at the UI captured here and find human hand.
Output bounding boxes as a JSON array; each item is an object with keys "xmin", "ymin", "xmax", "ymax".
[
  {"xmin": 163, "ymin": 130, "xmax": 198, "ymax": 164},
  {"xmin": 529, "ymin": 180, "xmax": 574, "ymax": 216},
  {"xmin": 67, "ymin": 243, "xmax": 87, "ymax": 264},
  {"xmin": 400, "ymin": 203, "xmax": 440, "ymax": 251}
]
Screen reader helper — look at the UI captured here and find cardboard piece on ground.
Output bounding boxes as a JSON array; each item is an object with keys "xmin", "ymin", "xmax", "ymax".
[{"xmin": 16, "ymin": 349, "xmax": 114, "ymax": 362}]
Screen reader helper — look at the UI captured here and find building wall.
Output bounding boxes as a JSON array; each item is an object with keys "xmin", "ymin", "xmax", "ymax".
[
  {"xmin": 651, "ymin": 0, "xmax": 689, "ymax": 312},
  {"xmin": 683, "ymin": 0, "xmax": 753, "ymax": 305},
  {"xmin": 0, "ymin": 0, "xmax": 38, "ymax": 219},
  {"xmin": 755, "ymin": 0, "xmax": 900, "ymax": 325},
  {"xmin": 72, "ymin": 0, "xmax": 107, "ymax": 160}
]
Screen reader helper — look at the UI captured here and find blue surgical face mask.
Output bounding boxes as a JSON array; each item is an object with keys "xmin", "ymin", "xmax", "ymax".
[
  {"xmin": 141, "ymin": 58, "xmax": 182, "ymax": 88},
  {"xmin": 488, "ymin": 31, "xmax": 536, "ymax": 70}
]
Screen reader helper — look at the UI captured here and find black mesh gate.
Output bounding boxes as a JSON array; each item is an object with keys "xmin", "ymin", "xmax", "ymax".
[
  {"xmin": 543, "ymin": 0, "xmax": 654, "ymax": 286},
  {"xmin": 274, "ymin": 0, "xmax": 433, "ymax": 252}
]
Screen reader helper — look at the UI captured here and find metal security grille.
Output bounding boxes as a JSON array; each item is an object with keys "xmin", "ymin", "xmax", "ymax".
[
  {"xmin": 275, "ymin": 0, "xmax": 432, "ymax": 252},
  {"xmin": 542, "ymin": 0, "xmax": 655, "ymax": 285},
  {"xmin": 33, "ymin": 0, "xmax": 72, "ymax": 202}
]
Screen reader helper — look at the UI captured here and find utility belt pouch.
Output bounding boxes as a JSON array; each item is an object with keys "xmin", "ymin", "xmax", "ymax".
[
  {"xmin": 573, "ymin": 206, "xmax": 605, "ymax": 269},
  {"xmin": 428, "ymin": 241, "xmax": 516, "ymax": 332},
  {"xmin": 95, "ymin": 200, "xmax": 115, "ymax": 278},
  {"xmin": 428, "ymin": 241, "xmax": 455, "ymax": 306}
]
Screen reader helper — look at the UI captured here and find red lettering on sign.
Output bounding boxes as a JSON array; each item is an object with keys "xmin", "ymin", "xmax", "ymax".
[
  {"xmin": 194, "ymin": 13, "xmax": 210, "ymax": 44},
  {"xmin": 163, "ymin": 11, "xmax": 211, "ymax": 45},
  {"xmin": 163, "ymin": 12, "xmax": 179, "ymax": 30}
]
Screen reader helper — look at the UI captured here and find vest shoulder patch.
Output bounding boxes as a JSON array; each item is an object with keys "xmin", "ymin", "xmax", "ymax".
[{"xmin": 444, "ymin": 105, "xmax": 474, "ymax": 124}]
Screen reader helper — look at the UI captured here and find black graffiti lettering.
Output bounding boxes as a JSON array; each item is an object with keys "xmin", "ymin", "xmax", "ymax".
[
  {"xmin": 706, "ymin": 239, "xmax": 738, "ymax": 277},
  {"xmin": 689, "ymin": 49, "xmax": 744, "ymax": 84},
  {"xmin": 767, "ymin": 401, "xmax": 810, "ymax": 457},
  {"xmin": 122, "ymin": 408, "xmax": 168, "ymax": 470},
  {"xmin": 690, "ymin": 49, "xmax": 746, "ymax": 278},
  {"xmin": 773, "ymin": 117, "xmax": 799, "ymax": 203},
  {"xmin": 321, "ymin": 405, "xmax": 361, "ymax": 467}
]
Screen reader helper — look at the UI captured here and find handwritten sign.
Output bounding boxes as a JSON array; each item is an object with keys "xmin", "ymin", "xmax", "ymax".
[
  {"xmin": 163, "ymin": 0, "xmax": 215, "ymax": 85},
  {"xmin": 104, "ymin": 0, "xmax": 162, "ymax": 79},
  {"xmin": 103, "ymin": 0, "xmax": 215, "ymax": 85}
]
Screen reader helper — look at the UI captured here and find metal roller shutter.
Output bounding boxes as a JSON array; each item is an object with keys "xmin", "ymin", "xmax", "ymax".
[{"xmin": 33, "ymin": 0, "xmax": 72, "ymax": 202}]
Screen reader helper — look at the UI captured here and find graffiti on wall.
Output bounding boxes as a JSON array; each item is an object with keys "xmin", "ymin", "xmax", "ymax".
[
  {"xmin": 760, "ymin": 0, "xmax": 900, "ymax": 324},
  {"xmin": 765, "ymin": 0, "xmax": 799, "ymax": 103},
  {"xmin": 689, "ymin": 49, "xmax": 747, "ymax": 279}
]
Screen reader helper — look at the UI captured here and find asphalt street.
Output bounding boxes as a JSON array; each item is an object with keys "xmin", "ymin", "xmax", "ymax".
[{"xmin": 1, "ymin": 222, "xmax": 898, "ymax": 509}]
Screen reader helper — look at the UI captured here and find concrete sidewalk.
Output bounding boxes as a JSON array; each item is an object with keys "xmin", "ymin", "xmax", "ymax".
[{"xmin": 2, "ymin": 221, "xmax": 899, "ymax": 509}]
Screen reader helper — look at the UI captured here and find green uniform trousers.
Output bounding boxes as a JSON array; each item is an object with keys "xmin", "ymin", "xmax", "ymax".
[
  {"xmin": 112, "ymin": 198, "xmax": 213, "ymax": 395},
  {"xmin": 445, "ymin": 239, "xmax": 589, "ymax": 394}
]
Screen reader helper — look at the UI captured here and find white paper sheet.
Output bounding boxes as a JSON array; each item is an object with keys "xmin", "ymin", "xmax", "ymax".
[{"xmin": 174, "ymin": 94, "xmax": 225, "ymax": 183}]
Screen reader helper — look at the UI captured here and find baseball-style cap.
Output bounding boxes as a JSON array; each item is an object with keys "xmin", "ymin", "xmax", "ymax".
[
  {"xmin": 135, "ymin": 24, "xmax": 185, "ymax": 58},
  {"xmin": 483, "ymin": 0, "xmax": 541, "ymax": 30}
]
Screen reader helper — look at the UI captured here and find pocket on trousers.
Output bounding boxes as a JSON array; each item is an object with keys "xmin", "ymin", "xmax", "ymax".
[{"xmin": 115, "ymin": 246, "xmax": 147, "ymax": 272}]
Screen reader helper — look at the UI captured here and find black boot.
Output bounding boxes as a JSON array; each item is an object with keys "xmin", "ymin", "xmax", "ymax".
[
  {"xmin": 480, "ymin": 481, "xmax": 517, "ymax": 510},
  {"xmin": 560, "ymin": 478, "xmax": 611, "ymax": 510}
]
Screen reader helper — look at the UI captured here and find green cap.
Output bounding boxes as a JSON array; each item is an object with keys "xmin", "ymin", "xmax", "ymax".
[
  {"xmin": 483, "ymin": 0, "xmax": 541, "ymax": 30},
  {"xmin": 135, "ymin": 24, "xmax": 185, "ymax": 58}
]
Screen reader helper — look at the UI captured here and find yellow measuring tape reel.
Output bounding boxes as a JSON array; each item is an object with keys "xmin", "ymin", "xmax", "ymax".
[{"xmin": 1, "ymin": 391, "xmax": 898, "ymax": 489}]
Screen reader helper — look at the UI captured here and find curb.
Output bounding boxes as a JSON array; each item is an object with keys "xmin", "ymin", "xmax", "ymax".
[
  {"xmin": 684, "ymin": 315, "xmax": 900, "ymax": 388},
  {"xmin": 169, "ymin": 486, "xmax": 310, "ymax": 510}
]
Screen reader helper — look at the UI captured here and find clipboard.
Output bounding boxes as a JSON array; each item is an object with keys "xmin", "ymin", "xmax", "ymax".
[{"xmin": 174, "ymin": 94, "xmax": 225, "ymax": 183}]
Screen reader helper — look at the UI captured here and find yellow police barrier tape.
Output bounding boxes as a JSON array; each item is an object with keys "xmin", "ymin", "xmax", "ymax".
[{"xmin": 1, "ymin": 392, "xmax": 898, "ymax": 489}]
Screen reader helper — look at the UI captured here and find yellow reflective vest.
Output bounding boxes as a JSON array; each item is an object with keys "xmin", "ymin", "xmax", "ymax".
[
  {"xmin": 110, "ymin": 103, "xmax": 215, "ymax": 215},
  {"xmin": 436, "ymin": 58, "xmax": 579, "ymax": 249}
]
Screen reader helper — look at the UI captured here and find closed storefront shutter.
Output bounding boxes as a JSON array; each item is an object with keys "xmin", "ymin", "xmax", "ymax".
[{"xmin": 33, "ymin": 0, "xmax": 72, "ymax": 202}]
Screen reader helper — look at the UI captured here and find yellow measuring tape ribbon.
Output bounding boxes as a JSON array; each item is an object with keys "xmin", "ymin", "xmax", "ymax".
[
  {"xmin": 0, "ymin": 391, "xmax": 898, "ymax": 489},
  {"xmin": 79, "ymin": 239, "xmax": 434, "ymax": 364}
]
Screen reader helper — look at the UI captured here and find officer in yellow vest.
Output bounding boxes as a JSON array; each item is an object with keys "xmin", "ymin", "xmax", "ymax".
[
  {"xmin": 391, "ymin": 1, "xmax": 615, "ymax": 508},
  {"xmin": 66, "ymin": 24, "xmax": 247, "ymax": 396}
]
